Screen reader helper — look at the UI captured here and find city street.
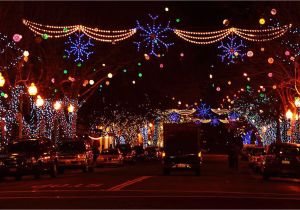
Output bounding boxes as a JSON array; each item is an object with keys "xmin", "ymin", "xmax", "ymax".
[{"xmin": 0, "ymin": 154, "xmax": 300, "ymax": 209}]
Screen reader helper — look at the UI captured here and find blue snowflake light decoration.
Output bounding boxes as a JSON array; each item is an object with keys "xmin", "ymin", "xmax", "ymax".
[
  {"xmin": 65, "ymin": 32, "xmax": 94, "ymax": 63},
  {"xmin": 196, "ymin": 103, "xmax": 212, "ymax": 119},
  {"xmin": 134, "ymin": 14, "xmax": 174, "ymax": 57},
  {"xmin": 210, "ymin": 117, "xmax": 220, "ymax": 127},
  {"xmin": 169, "ymin": 111, "xmax": 181, "ymax": 123},
  {"xmin": 228, "ymin": 111, "xmax": 239, "ymax": 121},
  {"xmin": 217, "ymin": 35, "xmax": 246, "ymax": 65}
]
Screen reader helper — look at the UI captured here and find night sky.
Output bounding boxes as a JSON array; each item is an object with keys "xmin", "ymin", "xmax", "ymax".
[{"xmin": 1, "ymin": 1, "xmax": 300, "ymax": 117}]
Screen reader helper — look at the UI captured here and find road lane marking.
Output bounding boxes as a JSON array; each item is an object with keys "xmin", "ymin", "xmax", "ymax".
[
  {"xmin": 107, "ymin": 176, "xmax": 152, "ymax": 191},
  {"xmin": 1, "ymin": 194, "xmax": 300, "ymax": 201},
  {"xmin": 31, "ymin": 183, "xmax": 103, "ymax": 189}
]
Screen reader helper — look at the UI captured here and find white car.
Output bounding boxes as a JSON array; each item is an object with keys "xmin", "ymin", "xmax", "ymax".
[{"xmin": 96, "ymin": 149, "xmax": 124, "ymax": 167}]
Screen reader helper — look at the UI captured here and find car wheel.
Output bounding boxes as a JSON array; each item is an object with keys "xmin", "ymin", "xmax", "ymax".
[
  {"xmin": 263, "ymin": 172, "xmax": 270, "ymax": 180},
  {"xmin": 163, "ymin": 168, "xmax": 170, "ymax": 176},
  {"xmin": 58, "ymin": 167, "xmax": 64, "ymax": 174},
  {"xmin": 195, "ymin": 169, "xmax": 201, "ymax": 176},
  {"xmin": 15, "ymin": 175, "xmax": 22, "ymax": 181},
  {"xmin": 82, "ymin": 165, "xmax": 88, "ymax": 173},
  {"xmin": 50, "ymin": 163, "xmax": 58, "ymax": 178}
]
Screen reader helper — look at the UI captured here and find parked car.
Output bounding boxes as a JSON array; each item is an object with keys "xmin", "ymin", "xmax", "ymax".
[
  {"xmin": 57, "ymin": 140, "xmax": 94, "ymax": 173},
  {"xmin": 248, "ymin": 147, "xmax": 265, "ymax": 173},
  {"xmin": 0, "ymin": 138, "xmax": 58, "ymax": 180},
  {"xmin": 241, "ymin": 144, "xmax": 257, "ymax": 160},
  {"xmin": 116, "ymin": 144, "xmax": 136, "ymax": 163},
  {"xmin": 133, "ymin": 145, "xmax": 145, "ymax": 160},
  {"xmin": 144, "ymin": 146, "xmax": 160, "ymax": 160},
  {"xmin": 261, "ymin": 143, "xmax": 300, "ymax": 180},
  {"xmin": 96, "ymin": 148, "xmax": 123, "ymax": 167}
]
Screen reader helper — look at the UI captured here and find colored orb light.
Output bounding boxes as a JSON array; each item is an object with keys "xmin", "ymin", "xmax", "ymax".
[
  {"xmin": 42, "ymin": 34, "xmax": 49, "ymax": 40},
  {"xmin": 4, "ymin": 93, "xmax": 8, "ymax": 98},
  {"xmin": 271, "ymin": 8, "xmax": 277, "ymax": 15},
  {"xmin": 268, "ymin": 72, "xmax": 273, "ymax": 78},
  {"xmin": 63, "ymin": 27, "xmax": 69, "ymax": 32},
  {"xmin": 273, "ymin": 85, "xmax": 277, "ymax": 89},
  {"xmin": 286, "ymin": 109, "xmax": 293, "ymax": 120},
  {"xmin": 63, "ymin": 69, "xmax": 68, "ymax": 74},
  {"xmin": 261, "ymin": 47, "xmax": 265, "ymax": 52},
  {"xmin": 243, "ymin": 72, "xmax": 248, "ymax": 77},
  {"xmin": 36, "ymin": 95, "xmax": 44, "ymax": 107},
  {"xmin": 223, "ymin": 19, "xmax": 230, "ymax": 26},
  {"xmin": 28, "ymin": 83, "xmax": 37, "ymax": 96},
  {"xmin": 209, "ymin": 74, "xmax": 213, "ymax": 79},
  {"xmin": 247, "ymin": 50, "xmax": 254, "ymax": 57},
  {"xmin": 216, "ymin": 87, "xmax": 221, "ymax": 92},
  {"xmin": 0, "ymin": 73, "xmax": 5, "ymax": 87},
  {"xmin": 285, "ymin": 50, "xmax": 290, "ymax": 56},
  {"xmin": 268, "ymin": 57, "xmax": 274, "ymax": 64},
  {"xmin": 227, "ymin": 81, "xmax": 232, "ymax": 85},
  {"xmin": 180, "ymin": 52, "xmax": 184, "ymax": 57},
  {"xmin": 105, "ymin": 81, "xmax": 110, "ymax": 86},
  {"xmin": 23, "ymin": 50, "xmax": 29, "ymax": 57},
  {"xmin": 137, "ymin": 62, "xmax": 142, "ymax": 67},
  {"xmin": 51, "ymin": 78, "xmax": 55, "ymax": 84},
  {"xmin": 290, "ymin": 56, "xmax": 295, "ymax": 61},
  {"xmin": 247, "ymin": 77, "xmax": 251, "ymax": 81},
  {"xmin": 68, "ymin": 104, "xmax": 75, "ymax": 113},
  {"xmin": 77, "ymin": 63, "xmax": 82, "ymax": 67},
  {"xmin": 178, "ymin": 101, "xmax": 181, "ymax": 105},
  {"xmin": 102, "ymin": 63, "xmax": 106, "ymax": 67},
  {"xmin": 89, "ymin": 80, "xmax": 94, "ymax": 85},
  {"xmin": 176, "ymin": 18, "xmax": 181, "ymax": 23},
  {"xmin": 159, "ymin": 63, "xmax": 164, "ymax": 69},
  {"xmin": 165, "ymin": 7, "xmax": 169, "ymax": 12},
  {"xmin": 259, "ymin": 18, "xmax": 266, "ymax": 25},
  {"xmin": 144, "ymin": 54, "xmax": 150, "ymax": 60},
  {"xmin": 138, "ymin": 72, "xmax": 143, "ymax": 78},
  {"xmin": 107, "ymin": 73, "xmax": 113, "ymax": 78},
  {"xmin": 132, "ymin": 80, "xmax": 136, "ymax": 85},
  {"xmin": 13, "ymin": 34, "xmax": 22, "ymax": 42}
]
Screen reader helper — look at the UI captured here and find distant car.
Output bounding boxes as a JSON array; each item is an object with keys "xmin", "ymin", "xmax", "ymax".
[
  {"xmin": 96, "ymin": 149, "xmax": 123, "ymax": 167},
  {"xmin": 261, "ymin": 143, "xmax": 300, "ymax": 180},
  {"xmin": 116, "ymin": 144, "xmax": 136, "ymax": 163},
  {"xmin": 57, "ymin": 140, "xmax": 94, "ymax": 173},
  {"xmin": 248, "ymin": 147, "xmax": 265, "ymax": 173},
  {"xmin": 133, "ymin": 146, "xmax": 145, "ymax": 160},
  {"xmin": 0, "ymin": 138, "xmax": 58, "ymax": 180},
  {"xmin": 144, "ymin": 146, "xmax": 160, "ymax": 160},
  {"xmin": 241, "ymin": 144, "xmax": 257, "ymax": 160}
]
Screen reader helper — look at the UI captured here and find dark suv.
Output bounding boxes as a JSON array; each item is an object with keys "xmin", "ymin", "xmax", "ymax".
[
  {"xmin": 261, "ymin": 143, "xmax": 300, "ymax": 180},
  {"xmin": 57, "ymin": 140, "xmax": 94, "ymax": 173},
  {"xmin": 0, "ymin": 138, "xmax": 58, "ymax": 180}
]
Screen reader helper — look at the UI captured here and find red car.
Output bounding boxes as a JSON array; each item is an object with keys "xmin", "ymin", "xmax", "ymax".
[{"xmin": 261, "ymin": 143, "xmax": 300, "ymax": 180}]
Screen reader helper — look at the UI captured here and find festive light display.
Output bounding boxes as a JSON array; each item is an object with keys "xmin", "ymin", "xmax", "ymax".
[
  {"xmin": 65, "ymin": 32, "xmax": 94, "ymax": 63},
  {"xmin": 23, "ymin": 19, "xmax": 137, "ymax": 43},
  {"xmin": 134, "ymin": 14, "xmax": 174, "ymax": 57},
  {"xmin": 196, "ymin": 103, "xmax": 212, "ymax": 119},
  {"xmin": 0, "ymin": 32, "xmax": 24, "ymax": 70},
  {"xmin": 217, "ymin": 35, "xmax": 246, "ymax": 64}
]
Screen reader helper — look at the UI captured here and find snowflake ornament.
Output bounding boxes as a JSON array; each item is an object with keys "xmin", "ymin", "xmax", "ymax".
[
  {"xmin": 196, "ymin": 103, "xmax": 212, "ymax": 119},
  {"xmin": 210, "ymin": 117, "xmax": 220, "ymax": 126},
  {"xmin": 65, "ymin": 32, "xmax": 94, "ymax": 63},
  {"xmin": 169, "ymin": 111, "xmax": 181, "ymax": 123},
  {"xmin": 134, "ymin": 14, "xmax": 174, "ymax": 57},
  {"xmin": 218, "ymin": 35, "xmax": 246, "ymax": 65}
]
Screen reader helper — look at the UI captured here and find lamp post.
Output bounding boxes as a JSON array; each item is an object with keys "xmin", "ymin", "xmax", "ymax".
[
  {"xmin": 286, "ymin": 109, "xmax": 293, "ymax": 143},
  {"xmin": 36, "ymin": 95, "xmax": 44, "ymax": 107},
  {"xmin": 28, "ymin": 83, "xmax": 37, "ymax": 96},
  {"xmin": 295, "ymin": 97, "xmax": 300, "ymax": 143}
]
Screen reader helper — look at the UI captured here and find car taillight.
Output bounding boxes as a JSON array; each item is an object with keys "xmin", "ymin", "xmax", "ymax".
[{"xmin": 77, "ymin": 154, "xmax": 86, "ymax": 159}]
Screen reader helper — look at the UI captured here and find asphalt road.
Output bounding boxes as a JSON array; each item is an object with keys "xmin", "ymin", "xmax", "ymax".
[{"xmin": 0, "ymin": 154, "xmax": 300, "ymax": 209}]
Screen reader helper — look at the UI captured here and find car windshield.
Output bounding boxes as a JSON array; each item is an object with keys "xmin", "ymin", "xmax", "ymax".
[
  {"xmin": 249, "ymin": 148, "xmax": 265, "ymax": 156},
  {"xmin": 101, "ymin": 149, "xmax": 119, "ymax": 155},
  {"xmin": 269, "ymin": 145, "xmax": 300, "ymax": 156},
  {"xmin": 8, "ymin": 140, "xmax": 39, "ymax": 153},
  {"xmin": 58, "ymin": 141, "xmax": 86, "ymax": 153}
]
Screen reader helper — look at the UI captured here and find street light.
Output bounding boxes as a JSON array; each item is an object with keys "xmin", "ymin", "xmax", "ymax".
[
  {"xmin": 286, "ymin": 109, "xmax": 293, "ymax": 120},
  {"xmin": 28, "ymin": 83, "xmax": 37, "ymax": 96},
  {"xmin": 36, "ymin": 95, "xmax": 44, "ymax": 107},
  {"xmin": 0, "ymin": 73, "xmax": 5, "ymax": 87},
  {"xmin": 68, "ymin": 104, "xmax": 74, "ymax": 113},
  {"xmin": 53, "ymin": 101, "xmax": 62, "ymax": 110}
]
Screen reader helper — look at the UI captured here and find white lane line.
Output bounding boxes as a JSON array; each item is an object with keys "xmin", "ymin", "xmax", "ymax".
[
  {"xmin": 1, "ymin": 195, "xmax": 300, "ymax": 201},
  {"xmin": 107, "ymin": 176, "xmax": 152, "ymax": 191}
]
